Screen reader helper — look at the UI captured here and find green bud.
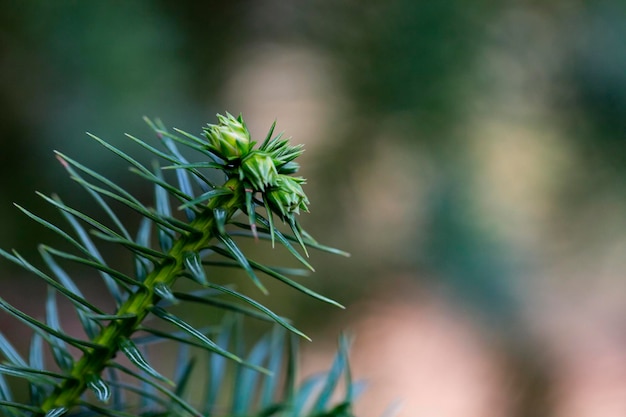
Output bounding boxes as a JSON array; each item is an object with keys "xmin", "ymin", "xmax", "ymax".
[
  {"xmin": 240, "ymin": 151, "xmax": 278, "ymax": 191},
  {"xmin": 266, "ymin": 175, "xmax": 309, "ymax": 218},
  {"xmin": 204, "ymin": 113, "xmax": 252, "ymax": 161}
]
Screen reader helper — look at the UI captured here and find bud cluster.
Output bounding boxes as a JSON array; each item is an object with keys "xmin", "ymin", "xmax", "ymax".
[{"xmin": 203, "ymin": 113, "xmax": 309, "ymax": 220}]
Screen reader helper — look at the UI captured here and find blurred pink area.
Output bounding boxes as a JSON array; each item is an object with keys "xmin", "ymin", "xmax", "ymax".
[
  {"xmin": 299, "ymin": 275, "xmax": 626, "ymax": 417},
  {"xmin": 345, "ymin": 278, "xmax": 511, "ymax": 417},
  {"xmin": 530, "ymin": 276, "xmax": 626, "ymax": 417}
]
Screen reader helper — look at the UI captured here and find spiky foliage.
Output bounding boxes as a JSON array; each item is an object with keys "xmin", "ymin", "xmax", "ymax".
[{"xmin": 0, "ymin": 114, "xmax": 355, "ymax": 417}]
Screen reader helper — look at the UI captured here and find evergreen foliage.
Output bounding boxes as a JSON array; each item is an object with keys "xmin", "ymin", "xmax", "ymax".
[{"xmin": 0, "ymin": 114, "xmax": 356, "ymax": 417}]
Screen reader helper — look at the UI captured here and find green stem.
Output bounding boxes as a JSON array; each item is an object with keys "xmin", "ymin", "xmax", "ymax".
[{"xmin": 40, "ymin": 199, "xmax": 239, "ymax": 415}]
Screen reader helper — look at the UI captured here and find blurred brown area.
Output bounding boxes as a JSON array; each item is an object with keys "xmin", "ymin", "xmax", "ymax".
[{"xmin": 1, "ymin": 1, "xmax": 626, "ymax": 416}]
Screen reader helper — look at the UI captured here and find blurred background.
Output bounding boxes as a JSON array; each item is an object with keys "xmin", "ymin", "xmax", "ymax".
[{"xmin": 1, "ymin": 1, "xmax": 626, "ymax": 416}]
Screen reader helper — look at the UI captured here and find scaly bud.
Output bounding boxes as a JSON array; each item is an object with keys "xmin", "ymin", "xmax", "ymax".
[
  {"xmin": 266, "ymin": 175, "xmax": 309, "ymax": 218},
  {"xmin": 203, "ymin": 113, "xmax": 252, "ymax": 161},
  {"xmin": 240, "ymin": 151, "xmax": 278, "ymax": 191}
]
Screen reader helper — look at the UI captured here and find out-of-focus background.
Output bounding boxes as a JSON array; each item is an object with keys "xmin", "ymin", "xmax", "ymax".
[{"xmin": 1, "ymin": 1, "xmax": 626, "ymax": 416}]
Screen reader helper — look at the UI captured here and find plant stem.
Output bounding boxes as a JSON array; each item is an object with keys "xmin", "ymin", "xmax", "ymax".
[{"xmin": 40, "ymin": 198, "xmax": 238, "ymax": 415}]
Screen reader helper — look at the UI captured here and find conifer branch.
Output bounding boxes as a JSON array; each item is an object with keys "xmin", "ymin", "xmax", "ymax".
[{"xmin": 0, "ymin": 113, "xmax": 358, "ymax": 417}]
